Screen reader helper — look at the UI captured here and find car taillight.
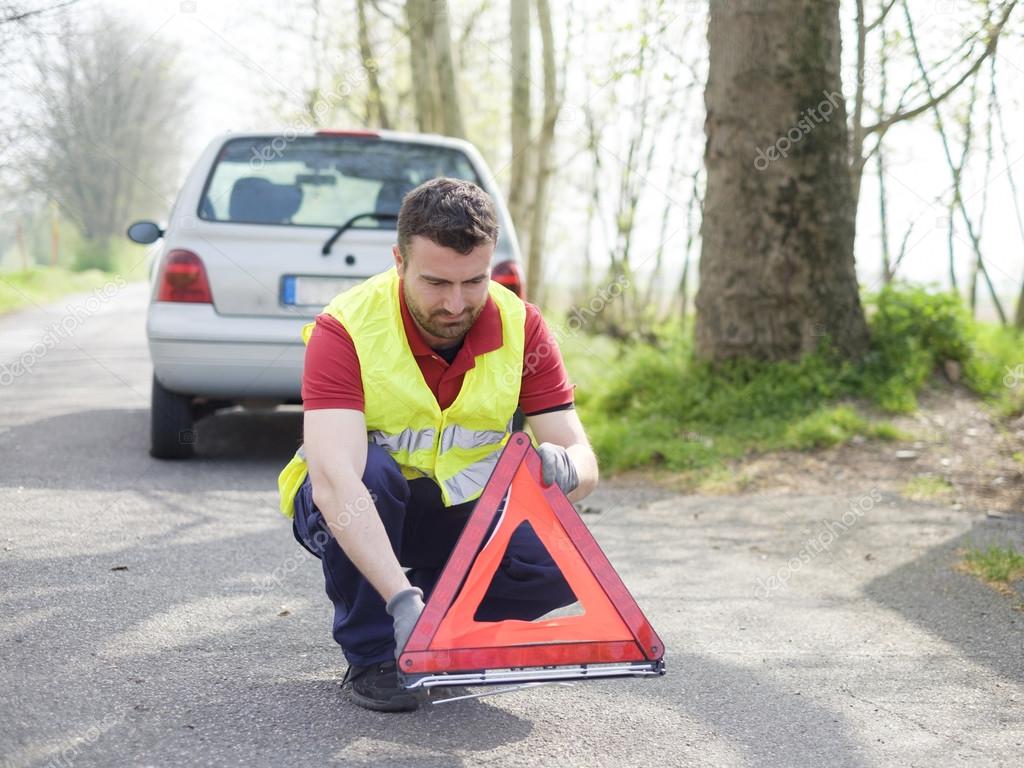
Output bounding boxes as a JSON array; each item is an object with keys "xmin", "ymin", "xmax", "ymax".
[
  {"xmin": 156, "ymin": 249, "xmax": 213, "ymax": 303},
  {"xmin": 492, "ymin": 260, "xmax": 525, "ymax": 298}
]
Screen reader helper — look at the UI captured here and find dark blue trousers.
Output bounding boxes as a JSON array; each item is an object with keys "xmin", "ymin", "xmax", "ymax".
[{"xmin": 292, "ymin": 443, "xmax": 577, "ymax": 666}]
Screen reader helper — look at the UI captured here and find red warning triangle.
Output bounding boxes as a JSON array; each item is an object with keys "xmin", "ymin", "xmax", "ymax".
[{"xmin": 399, "ymin": 433, "xmax": 665, "ymax": 680}]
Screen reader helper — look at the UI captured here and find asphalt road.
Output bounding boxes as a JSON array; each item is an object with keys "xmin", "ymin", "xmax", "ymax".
[{"xmin": 1, "ymin": 283, "xmax": 1022, "ymax": 768}]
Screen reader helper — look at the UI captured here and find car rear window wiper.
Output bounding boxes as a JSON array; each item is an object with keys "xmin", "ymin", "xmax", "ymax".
[{"xmin": 322, "ymin": 212, "xmax": 398, "ymax": 255}]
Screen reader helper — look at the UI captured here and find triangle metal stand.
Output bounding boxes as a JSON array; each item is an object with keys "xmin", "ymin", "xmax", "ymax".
[{"xmin": 399, "ymin": 432, "xmax": 666, "ymax": 691}]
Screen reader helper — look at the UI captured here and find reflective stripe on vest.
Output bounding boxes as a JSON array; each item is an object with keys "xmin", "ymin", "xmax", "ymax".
[
  {"xmin": 441, "ymin": 445, "xmax": 503, "ymax": 505},
  {"xmin": 439, "ymin": 422, "xmax": 512, "ymax": 453},
  {"xmin": 370, "ymin": 427, "xmax": 437, "ymax": 455}
]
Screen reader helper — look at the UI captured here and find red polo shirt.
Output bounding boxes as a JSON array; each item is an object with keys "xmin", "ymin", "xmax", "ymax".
[{"xmin": 302, "ymin": 281, "xmax": 575, "ymax": 415}]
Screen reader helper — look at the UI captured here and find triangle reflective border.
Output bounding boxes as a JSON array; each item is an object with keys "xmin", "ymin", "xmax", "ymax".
[{"xmin": 399, "ymin": 432, "xmax": 666, "ymax": 688}]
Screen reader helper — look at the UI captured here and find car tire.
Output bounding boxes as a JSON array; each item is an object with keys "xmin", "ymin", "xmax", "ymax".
[{"xmin": 150, "ymin": 375, "xmax": 196, "ymax": 459}]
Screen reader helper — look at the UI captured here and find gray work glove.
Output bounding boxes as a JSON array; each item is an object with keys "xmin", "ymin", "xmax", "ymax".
[
  {"xmin": 536, "ymin": 442, "xmax": 580, "ymax": 496},
  {"xmin": 385, "ymin": 586, "xmax": 425, "ymax": 660}
]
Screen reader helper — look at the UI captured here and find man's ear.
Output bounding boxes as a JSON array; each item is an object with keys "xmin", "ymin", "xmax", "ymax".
[{"xmin": 392, "ymin": 244, "xmax": 405, "ymax": 276}]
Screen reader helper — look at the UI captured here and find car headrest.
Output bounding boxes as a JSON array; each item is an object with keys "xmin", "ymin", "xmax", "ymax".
[
  {"xmin": 374, "ymin": 179, "xmax": 414, "ymax": 220},
  {"xmin": 229, "ymin": 177, "xmax": 303, "ymax": 224}
]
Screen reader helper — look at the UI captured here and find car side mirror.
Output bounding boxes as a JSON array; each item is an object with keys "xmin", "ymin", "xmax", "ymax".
[{"xmin": 127, "ymin": 220, "xmax": 163, "ymax": 244}]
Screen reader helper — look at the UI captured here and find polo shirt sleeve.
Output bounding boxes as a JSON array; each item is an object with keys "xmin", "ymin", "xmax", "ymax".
[
  {"xmin": 301, "ymin": 313, "xmax": 365, "ymax": 411},
  {"xmin": 519, "ymin": 302, "xmax": 576, "ymax": 416}
]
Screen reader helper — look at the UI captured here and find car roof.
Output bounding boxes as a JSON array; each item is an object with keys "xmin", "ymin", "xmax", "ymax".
[{"xmin": 210, "ymin": 129, "xmax": 477, "ymax": 153}]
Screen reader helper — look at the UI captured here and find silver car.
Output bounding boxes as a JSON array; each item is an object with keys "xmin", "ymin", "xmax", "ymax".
[{"xmin": 127, "ymin": 130, "xmax": 524, "ymax": 459}]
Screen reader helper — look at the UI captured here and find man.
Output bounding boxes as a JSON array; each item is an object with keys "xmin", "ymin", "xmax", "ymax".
[{"xmin": 277, "ymin": 177, "xmax": 599, "ymax": 712}]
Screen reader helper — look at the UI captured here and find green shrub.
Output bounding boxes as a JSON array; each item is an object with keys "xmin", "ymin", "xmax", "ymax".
[
  {"xmin": 72, "ymin": 239, "xmax": 114, "ymax": 272},
  {"xmin": 854, "ymin": 282, "xmax": 976, "ymax": 411},
  {"xmin": 963, "ymin": 323, "xmax": 1024, "ymax": 417}
]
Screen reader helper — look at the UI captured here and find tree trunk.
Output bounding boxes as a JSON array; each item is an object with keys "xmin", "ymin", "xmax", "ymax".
[
  {"xmin": 357, "ymin": 0, "xmax": 390, "ymax": 129},
  {"xmin": 695, "ymin": 0, "xmax": 869, "ymax": 362},
  {"xmin": 508, "ymin": 0, "xmax": 531, "ymax": 245},
  {"xmin": 876, "ymin": 0, "xmax": 891, "ymax": 282},
  {"xmin": 1015, "ymin": 280, "xmax": 1024, "ymax": 329},
  {"xmin": 430, "ymin": 0, "xmax": 465, "ymax": 138},
  {"xmin": 405, "ymin": 0, "xmax": 437, "ymax": 132},
  {"xmin": 525, "ymin": 0, "xmax": 560, "ymax": 304}
]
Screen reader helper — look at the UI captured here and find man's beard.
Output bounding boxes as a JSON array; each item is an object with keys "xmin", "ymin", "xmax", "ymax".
[{"xmin": 404, "ymin": 284, "xmax": 485, "ymax": 343}]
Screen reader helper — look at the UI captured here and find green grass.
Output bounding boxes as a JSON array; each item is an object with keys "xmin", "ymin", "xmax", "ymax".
[
  {"xmin": 0, "ymin": 216, "xmax": 152, "ymax": 311},
  {"xmin": 900, "ymin": 475, "xmax": 954, "ymax": 500},
  {"xmin": 560, "ymin": 282, "xmax": 1022, "ymax": 475},
  {"xmin": 0, "ymin": 267, "xmax": 131, "ymax": 315},
  {"xmin": 784, "ymin": 405, "xmax": 907, "ymax": 449},
  {"xmin": 564, "ymin": 328, "xmax": 905, "ymax": 473},
  {"xmin": 961, "ymin": 545, "xmax": 1024, "ymax": 585}
]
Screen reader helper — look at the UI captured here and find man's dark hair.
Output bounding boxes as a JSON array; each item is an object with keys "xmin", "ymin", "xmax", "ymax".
[{"xmin": 397, "ymin": 177, "xmax": 499, "ymax": 258}]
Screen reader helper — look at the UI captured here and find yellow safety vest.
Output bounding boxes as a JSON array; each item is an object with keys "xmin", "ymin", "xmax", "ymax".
[{"xmin": 277, "ymin": 266, "xmax": 525, "ymax": 517}]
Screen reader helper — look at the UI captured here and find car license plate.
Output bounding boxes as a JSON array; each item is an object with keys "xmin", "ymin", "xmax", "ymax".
[{"xmin": 282, "ymin": 276, "xmax": 364, "ymax": 306}]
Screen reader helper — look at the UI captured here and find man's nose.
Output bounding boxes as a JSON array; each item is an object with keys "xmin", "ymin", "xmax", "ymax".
[{"xmin": 443, "ymin": 288, "xmax": 466, "ymax": 315}]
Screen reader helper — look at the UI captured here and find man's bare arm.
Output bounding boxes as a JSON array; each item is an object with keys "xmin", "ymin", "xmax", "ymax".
[
  {"xmin": 525, "ymin": 408, "xmax": 599, "ymax": 502},
  {"xmin": 303, "ymin": 408, "xmax": 411, "ymax": 603}
]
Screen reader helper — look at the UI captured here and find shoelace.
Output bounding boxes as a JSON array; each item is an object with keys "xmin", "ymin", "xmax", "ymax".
[
  {"xmin": 340, "ymin": 666, "xmax": 354, "ymax": 687},
  {"xmin": 340, "ymin": 661, "xmax": 394, "ymax": 688}
]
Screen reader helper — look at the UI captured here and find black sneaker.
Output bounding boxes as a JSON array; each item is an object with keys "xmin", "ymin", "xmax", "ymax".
[{"xmin": 341, "ymin": 660, "xmax": 425, "ymax": 712}]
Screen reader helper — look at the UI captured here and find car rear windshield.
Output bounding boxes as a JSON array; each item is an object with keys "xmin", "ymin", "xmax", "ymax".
[{"xmin": 198, "ymin": 136, "xmax": 482, "ymax": 228}]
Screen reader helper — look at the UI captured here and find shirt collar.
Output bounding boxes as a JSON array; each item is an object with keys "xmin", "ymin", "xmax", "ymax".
[{"xmin": 398, "ymin": 278, "xmax": 503, "ymax": 360}]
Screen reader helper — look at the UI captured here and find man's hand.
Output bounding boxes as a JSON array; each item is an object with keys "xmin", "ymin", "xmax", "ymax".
[
  {"xmin": 386, "ymin": 586, "xmax": 425, "ymax": 659},
  {"xmin": 526, "ymin": 410, "xmax": 598, "ymax": 502},
  {"xmin": 536, "ymin": 442, "xmax": 580, "ymax": 496}
]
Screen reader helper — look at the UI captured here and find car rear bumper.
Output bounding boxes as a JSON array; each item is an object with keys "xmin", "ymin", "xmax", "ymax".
[{"xmin": 147, "ymin": 302, "xmax": 309, "ymax": 399}]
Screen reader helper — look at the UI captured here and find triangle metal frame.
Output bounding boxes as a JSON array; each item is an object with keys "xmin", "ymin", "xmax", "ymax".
[{"xmin": 398, "ymin": 432, "xmax": 665, "ymax": 687}]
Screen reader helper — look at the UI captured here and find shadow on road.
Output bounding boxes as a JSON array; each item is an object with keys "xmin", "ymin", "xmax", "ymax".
[
  {"xmin": 635, "ymin": 653, "xmax": 872, "ymax": 768},
  {"xmin": 257, "ymin": 681, "xmax": 536, "ymax": 764},
  {"xmin": 863, "ymin": 515, "xmax": 1024, "ymax": 684},
  {"xmin": 0, "ymin": 407, "xmax": 304, "ymax": 491}
]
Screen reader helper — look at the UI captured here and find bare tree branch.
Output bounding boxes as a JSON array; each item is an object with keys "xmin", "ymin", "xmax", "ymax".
[
  {"xmin": 900, "ymin": 0, "xmax": 1008, "ymax": 322},
  {"xmin": 0, "ymin": 0, "xmax": 77, "ymax": 26},
  {"xmin": 23, "ymin": 10, "xmax": 191, "ymax": 268},
  {"xmin": 863, "ymin": 0, "xmax": 1017, "ymax": 138},
  {"xmin": 865, "ymin": 0, "xmax": 897, "ymax": 32}
]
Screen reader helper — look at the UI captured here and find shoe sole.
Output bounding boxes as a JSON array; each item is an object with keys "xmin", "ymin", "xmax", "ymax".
[{"xmin": 349, "ymin": 688, "xmax": 423, "ymax": 713}]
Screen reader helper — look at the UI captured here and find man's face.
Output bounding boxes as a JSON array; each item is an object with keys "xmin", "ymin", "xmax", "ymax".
[{"xmin": 394, "ymin": 235, "xmax": 494, "ymax": 346}]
